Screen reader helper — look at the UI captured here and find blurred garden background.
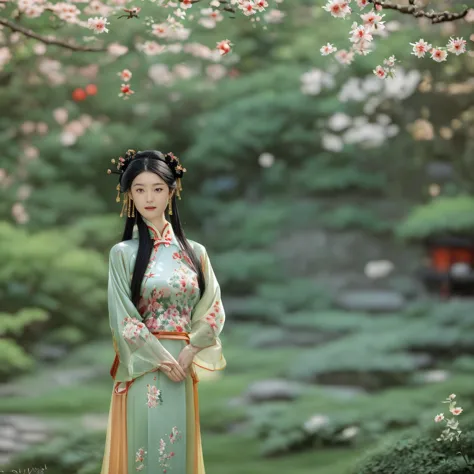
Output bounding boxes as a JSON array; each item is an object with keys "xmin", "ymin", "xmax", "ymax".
[{"xmin": 1, "ymin": 0, "xmax": 474, "ymax": 473}]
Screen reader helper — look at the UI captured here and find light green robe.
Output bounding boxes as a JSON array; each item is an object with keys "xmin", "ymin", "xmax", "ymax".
[{"xmin": 100, "ymin": 217, "xmax": 225, "ymax": 474}]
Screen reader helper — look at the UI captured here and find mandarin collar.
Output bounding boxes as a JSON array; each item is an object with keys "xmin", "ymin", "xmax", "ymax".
[{"xmin": 133, "ymin": 216, "xmax": 180, "ymax": 250}]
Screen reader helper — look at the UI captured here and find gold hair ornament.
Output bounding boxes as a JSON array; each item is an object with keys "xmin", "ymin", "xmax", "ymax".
[{"xmin": 106, "ymin": 149, "xmax": 187, "ymax": 218}]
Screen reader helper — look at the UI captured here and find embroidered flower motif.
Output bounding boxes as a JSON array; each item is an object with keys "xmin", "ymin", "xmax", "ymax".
[
  {"xmin": 158, "ymin": 427, "xmax": 182, "ymax": 472},
  {"xmin": 205, "ymin": 300, "xmax": 224, "ymax": 331},
  {"xmin": 135, "ymin": 446, "xmax": 147, "ymax": 471},
  {"xmin": 169, "ymin": 426, "xmax": 182, "ymax": 444},
  {"xmin": 172, "ymin": 250, "xmax": 194, "ymax": 268},
  {"xmin": 135, "ymin": 257, "xmax": 200, "ymax": 333},
  {"xmin": 146, "ymin": 383, "xmax": 164, "ymax": 408},
  {"xmin": 145, "ymin": 317, "xmax": 160, "ymax": 332},
  {"xmin": 122, "ymin": 316, "xmax": 146, "ymax": 344}
]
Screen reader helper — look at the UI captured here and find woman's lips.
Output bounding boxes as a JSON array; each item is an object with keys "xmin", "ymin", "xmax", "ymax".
[{"xmin": 145, "ymin": 207, "xmax": 156, "ymax": 210}]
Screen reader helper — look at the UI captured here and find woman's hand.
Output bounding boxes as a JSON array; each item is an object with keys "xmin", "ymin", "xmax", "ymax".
[
  {"xmin": 158, "ymin": 360, "xmax": 187, "ymax": 382},
  {"xmin": 177, "ymin": 344, "xmax": 200, "ymax": 373}
]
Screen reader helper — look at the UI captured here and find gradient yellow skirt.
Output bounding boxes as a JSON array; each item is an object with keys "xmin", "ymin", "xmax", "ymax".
[{"xmin": 100, "ymin": 332, "xmax": 205, "ymax": 474}]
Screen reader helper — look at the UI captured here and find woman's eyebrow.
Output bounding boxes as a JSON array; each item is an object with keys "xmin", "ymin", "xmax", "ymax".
[{"xmin": 133, "ymin": 183, "xmax": 165, "ymax": 187}]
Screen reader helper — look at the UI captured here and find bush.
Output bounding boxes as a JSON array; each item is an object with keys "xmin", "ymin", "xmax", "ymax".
[
  {"xmin": 3, "ymin": 428, "xmax": 105, "ymax": 474},
  {"xmin": 396, "ymin": 195, "xmax": 474, "ymax": 241},
  {"xmin": 353, "ymin": 414, "xmax": 474, "ymax": 474}
]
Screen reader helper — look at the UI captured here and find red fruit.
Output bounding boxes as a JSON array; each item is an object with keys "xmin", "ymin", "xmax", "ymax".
[
  {"xmin": 72, "ymin": 88, "xmax": 87, "ymax": 101},
  {"xmin": 85, "ymin": 84, "xmax": 98, "ymax": 95}
]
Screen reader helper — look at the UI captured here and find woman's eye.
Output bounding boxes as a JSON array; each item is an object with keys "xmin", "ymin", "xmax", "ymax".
[{"xmin": 155, "ymin": 188, "xmax": 163, "ymax": 192}]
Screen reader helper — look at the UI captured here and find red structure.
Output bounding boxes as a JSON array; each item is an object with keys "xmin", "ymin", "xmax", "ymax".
[{"xmin": 420, "ymin": 236, "xmax": 474, "ymax": 297}]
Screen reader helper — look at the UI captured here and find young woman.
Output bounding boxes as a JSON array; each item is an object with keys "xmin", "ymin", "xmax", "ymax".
[{"xmin": 100, "ymin": 149, "xmax": 226, "ymax": 474}]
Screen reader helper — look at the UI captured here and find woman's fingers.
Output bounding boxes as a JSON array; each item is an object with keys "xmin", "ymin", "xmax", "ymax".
[
  {"xmin": 160, "ymin": 361, "xmax": 187, "ymax": 382},
  {"xmin": 174, "ymin": 364, "xmax": 186, "ymax": 379}
]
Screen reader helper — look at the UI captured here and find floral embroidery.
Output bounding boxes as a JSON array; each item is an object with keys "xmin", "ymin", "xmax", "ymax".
[
  {"xmin": 205, "ymin": 300, "xmax": 225, "ymax": 332},
  {"xmin": 146, "ymin": 383, "xmax": 163, "ymax": 408},
  {"xmin": 135, "ymin": 447, "xmax": 147, "ymax": 471},
  {"xmin": 172, "ymin": 250, "xmax": 194, "ymax": 268},
  {"xmin": 139, "ymin": 265, "xmax": 200, "ymax": 333},
  {"xmin": 158, "ymin": 427, "xmax": 182, "ymax": 472},
  {"xmin": 169, "ymin": 426, "xmax": 182, "ymax": 444},
  {"xmin": 169, "ymin": 266, "xmax": 200, "ymax": 301},
  {"xmin": 122, "ymin": 316, "xmax": 147, "ymax": 344}
]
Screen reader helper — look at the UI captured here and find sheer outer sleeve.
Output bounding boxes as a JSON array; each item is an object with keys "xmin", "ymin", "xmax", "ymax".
[
  {"xmin": 108, "ymin": 243, "xmax": 177, "ymax": 382},
  {"xmin": 190, "ymin": 244, "xmax": 226, "ymax": 373}
]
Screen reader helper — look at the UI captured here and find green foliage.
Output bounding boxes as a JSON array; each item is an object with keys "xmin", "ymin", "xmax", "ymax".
[
  {"xmin": 0, "ymin": 307, "xmax": 49, "ymax": 337},
  {"xmin": 293, "ymin": 155, "xmax": 386, "ymax": 195},
  {"xmin": 396, "ymin": 196, "xmax": 474, "ymax": 240},
  {"xmin": 318, "ymin": 205, "xmax": 392, "ymax": 233},
  {"xmin": 207, "ymin": 200, "xmax": 288, "ymax": 250},
  {"xmin": 283, "ymin": 310, "xmax": 375, "ymax": 332},
  {"xmin": 216, "ymin": 250, "xmax": 281, "ymax": 291},
  {"xmin": 0, "ymin": 307, "xmax": 49, "ymax": 379},
  {"xmin": 257, "ymin": 279, "xmax": 333, "ymax": 313},
  {"xmin": 0, "ymin": 221, "xmax": 108, "ymax": 379},
  {"xmin": 353, "ymin": 414, "xmax": 474, "ymax": 474},
  {"xmin": 287, "ymin": 300, "xmax": 474, "ymax": 386},
  {"xmin": 0, "ymin": 338, "xmax": 35, "ymax": 377},
  {"xmin": 3, "ymin": 427, "xmax": 106, "ymax": 474}
]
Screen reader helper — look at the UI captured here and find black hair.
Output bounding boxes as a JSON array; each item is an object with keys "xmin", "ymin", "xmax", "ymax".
[{"xmin": 117, "ymin": 149, "xmax": 205, "ymax": 309}]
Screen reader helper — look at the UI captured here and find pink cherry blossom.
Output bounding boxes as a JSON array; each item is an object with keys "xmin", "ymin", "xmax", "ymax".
[
  {"xmin": 107, "ymin": 43, "xmax": 128, "ymax": 57},
  {"xmin": 434, "ymin": 413, "xmax": 444, "ymax": 422},
  {"xmin": 323, "ymin": 0, "xmax": 351, "ymax": 19},
  {"xmin": 87, "ymin": 16, "xmax": 110, "ymax": 34},
  {"xmin": 430, "ymin": 47, "xmax": 448, "ymax": 62},
  {"xmin": 447, "ymin": 37, "xmax": 467, "ymax": 55},
  {"xmin": 217, "ymin": 39, "xmax": 232, "ymax": 56},
  {"xmin": 152, "ymin": 23, "xmax": 169, "ymax": 38},
  {"xmin": 335, "ymin": 49, "xmax": 355, "ymax": 65},
  {"xmin": 254, "ymin": 0, "xmax": 269, "ymax": 10},
  {"xmin": 350, "ymin": 22, "xmax": 373, "ymax": 43},
  {"xmin": 410, "ymin": 39, "xmax": 432, "ymax": 58},
  {"xmin": 360, "ymin": 12, "xmax": 385, "ymax": 31},
  {"xmin": 119, "ymin": 83, "xmax": 135, "ymax": 98},
  {"xmin": 450, "ymin": 407, "xmax": 463, "ymax": 415},
  {"xmin": 320, "ymin": 43, "xmax": 337, "ymax": 55},
  {"xmin": 383, "ymin": 55, "xmax": 396, "ymax": 67},
  {"xmin": 140, "ymin": 41, "xmax": 167, "ymax": 56},
  {"xmin": 373, "ymin": 65, "xmax": 387, "ymax": 79},
  {"xmin": 241, "ymin": 1, "xmax": 257, "ymax": 16},
  {"xmin": 118, "ymin": 69, "xmax": 132, "ymax": 82},
  {"xmin": 356, "ymin": 0, "xmax": 369, "ymax": 8}
]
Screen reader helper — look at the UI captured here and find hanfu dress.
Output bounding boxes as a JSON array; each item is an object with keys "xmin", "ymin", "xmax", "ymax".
[{"xmin": 100, "ymin": 217, "xmax": 226, "ymax": 474}]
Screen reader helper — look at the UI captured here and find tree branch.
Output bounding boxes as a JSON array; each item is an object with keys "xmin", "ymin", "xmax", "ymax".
[
  {"xmin": 0, "ymin": 18, "xmax": 107, "ymax": 52},
  {"xmin": 370, "ymin": 0, "xmax": 471, "ymax": 24}
]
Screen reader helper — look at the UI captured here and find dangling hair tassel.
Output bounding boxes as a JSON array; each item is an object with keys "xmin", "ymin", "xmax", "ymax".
[
  {"xmin": 120, "ymin": 194, "xmax": 127, "ymax": 218},
  {"xmin": 176, "ymin": 178, "xmax": 182, "ymax": 200},
  {"xmin": 115, "ymin": 184, "xmax": 121, "ymax": 203}
]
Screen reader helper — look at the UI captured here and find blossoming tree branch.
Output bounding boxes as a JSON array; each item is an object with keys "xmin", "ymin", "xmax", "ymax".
[
  {"xmin": 0, "ymin": 0, "xmax": 472, "ymax": 98},
  {"xmin": 321, "ymin": 0, "xmax": 472, "ymax": 78}
]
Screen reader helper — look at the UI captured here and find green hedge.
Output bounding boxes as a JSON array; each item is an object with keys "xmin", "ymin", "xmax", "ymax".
[
  {"xmin": 396, "ymin": 196, "xmax": 474, "ymax": 241},
  {"xmin": 353, "ymin": 414, "xmax": 474, "ymax": 474}
]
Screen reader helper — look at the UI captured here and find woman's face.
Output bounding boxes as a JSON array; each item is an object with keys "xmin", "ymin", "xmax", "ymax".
[{"xmin": 129, "ymin": 171, "xmax": 173, "ymax": 219}]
